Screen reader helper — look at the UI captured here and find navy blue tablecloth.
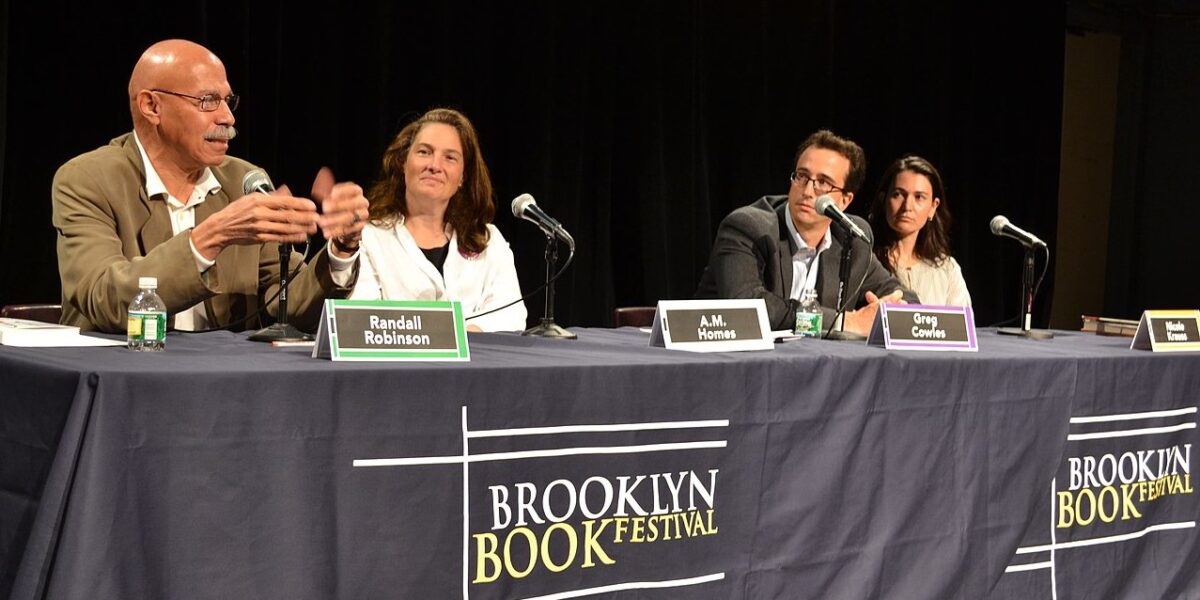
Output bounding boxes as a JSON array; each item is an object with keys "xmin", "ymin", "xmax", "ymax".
[{"xmin": 1, "ymin": 329, "xmax": 1195, "ymax": 599}]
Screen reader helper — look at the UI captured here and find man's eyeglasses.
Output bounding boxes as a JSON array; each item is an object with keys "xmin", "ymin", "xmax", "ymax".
[
  {"xmin": 790, "ymin": 171, "xmax": 845, "ymax": 196},
  {"xmin": 151, "ymin": 89, "xmax": 240, "ymax": 112}
]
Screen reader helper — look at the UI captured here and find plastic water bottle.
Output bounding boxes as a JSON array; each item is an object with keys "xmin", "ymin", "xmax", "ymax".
[
  {"xmin": 794, "ymin": 288, "xmax": 823, "ymax": 338},
  {"xmin": 127, "ymin": 276, "xmax": 167, "ymax": 352}
]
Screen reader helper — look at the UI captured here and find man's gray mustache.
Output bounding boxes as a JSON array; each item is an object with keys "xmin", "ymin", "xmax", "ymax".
[{"xmin": 204, "ymin": 126, "xmax": 238, "ymax": 141}]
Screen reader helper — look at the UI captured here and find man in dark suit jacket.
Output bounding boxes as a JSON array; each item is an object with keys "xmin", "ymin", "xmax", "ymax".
[
  {"xmin": 53, "ymin": 39, "xmax": 370, "ymax": 333},
  {"xmin": 696, "ymin": 130, "xmax": 917, "ymax": 334}
]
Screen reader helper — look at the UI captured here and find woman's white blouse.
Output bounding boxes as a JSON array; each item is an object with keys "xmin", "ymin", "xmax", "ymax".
[
  {"xmin": 894, "ymin": 256, "xmax": 972, "ymax": 307},
  {"xmin": 349, "ymin": 217, "xmax": 528, "ymax": 331}
]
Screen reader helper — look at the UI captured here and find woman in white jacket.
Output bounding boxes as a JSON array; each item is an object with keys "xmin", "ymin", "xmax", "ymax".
[{"xmin": 350, "ymin": 108, "xmax": 527, "ymax": 332}]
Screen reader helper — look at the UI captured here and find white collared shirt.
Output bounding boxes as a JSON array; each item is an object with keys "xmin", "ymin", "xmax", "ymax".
[
  {"xmin": 784, "ymin": 211, "xmax": 832, "ymax": 301},
  {"xmin": 133, "ymin": 132, "xmax": 218, "ymax": 331},
  {"xmin": 132, "ymin": 134, "xmax": 358, "ymax": 331}
]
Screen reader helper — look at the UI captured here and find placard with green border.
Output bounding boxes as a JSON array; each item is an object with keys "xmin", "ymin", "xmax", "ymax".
[{"xmin": 312, "ymin": 299, "xmax": 470, "ymax": 361}]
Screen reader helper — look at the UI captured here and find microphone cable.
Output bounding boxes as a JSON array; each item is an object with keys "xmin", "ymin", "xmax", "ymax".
[
  {"xmin": 179, "ymin": 233, "xmax": 578, "ymax": 332},
  {"xmin": 822, "ymin": 268, "xmax": 871, "ymax": 340},
  {"xmin": 465, "ymin": 243, "xmax": 576, "ymax": 322},
  {"xmin": 984, "ymin": 244, "xmax": 1051, "ymax": 328},
  {"xmin": 177, "ymin": 237, "xmax": 312, "ymax": 333},
  {"xmin": 821, "ymin": 227, "xmax": 874, "ymax": 340}
]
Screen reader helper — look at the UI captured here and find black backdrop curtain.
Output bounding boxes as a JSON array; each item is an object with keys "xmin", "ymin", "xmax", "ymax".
[
  {"xmin": 0, "ymin": 1, "xmax": 1065, "ymax": 328},
  {"xmin": 1103, "ymin": 5, "xmax": 1200, "ymax": 320}
]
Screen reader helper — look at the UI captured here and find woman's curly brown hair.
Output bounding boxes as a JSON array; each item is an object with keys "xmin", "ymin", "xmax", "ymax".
[{"xmin": 368, "ymin": 108, "xmax": 495, "ymax": 254}]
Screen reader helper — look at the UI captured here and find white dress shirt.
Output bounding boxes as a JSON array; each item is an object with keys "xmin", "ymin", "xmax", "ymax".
[
  {"xmin": 133, "ymin": 132, "xmax": 219, "ymax": 330},
  {"xmin": 133, "ymin": 133, "xmax": 356, "ymax": 330},
  {"xmin": 784, "ymin": 212, "xmax": 833, "ymax": 301}
]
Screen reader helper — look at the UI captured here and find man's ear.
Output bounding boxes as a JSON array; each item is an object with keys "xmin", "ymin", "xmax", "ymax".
[
  {"xmin": 841, "ymin": 191, "xmax": 854, "ymax": 210},
  {"xmin": 136, "ymin": 90, "xmax": 161, "ymax": 125}
]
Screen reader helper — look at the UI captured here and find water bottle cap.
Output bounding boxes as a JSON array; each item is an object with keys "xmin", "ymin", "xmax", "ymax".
[{"xmin": 138, "ymin": 276, "xmax": 158, "ymax": 289}]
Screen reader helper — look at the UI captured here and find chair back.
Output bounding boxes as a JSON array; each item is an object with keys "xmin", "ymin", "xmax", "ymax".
[
  {"xmin": 1, "ymin": 303, "xmax": 64, "ymax": 324},
  {"xmin": 613, "ymin": 306, "xmax": 657, "ymax": 328}
]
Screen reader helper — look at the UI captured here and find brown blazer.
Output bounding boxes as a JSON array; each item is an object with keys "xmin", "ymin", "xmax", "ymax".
[{"xmin": 52, "ymin": 133, "xmax": 354, "ymax": 332}]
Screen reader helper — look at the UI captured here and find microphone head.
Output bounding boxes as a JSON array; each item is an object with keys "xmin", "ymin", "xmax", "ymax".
[
  {"xmin": 814, "ymin": 194, "xmax": 837, "ymax": 217},
  {"xmin": 243, "ymin": 169, "xmax": 275, "ymax": 195},
  {"xmin": 989, "ymin": 215, "xmax": 1010, "ymax": 235},
  {"xmin": 511, "ymin": 193, "xmax": 536, "ymax": 218}
]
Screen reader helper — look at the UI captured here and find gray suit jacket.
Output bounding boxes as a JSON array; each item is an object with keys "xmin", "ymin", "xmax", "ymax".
[
  {"xmin": 695, "ymin": 195, "xmax": 918, "ymax": 330},
  {"xmin": 52, "ymin": 133, "xmax": 354, "ymax": 332}
]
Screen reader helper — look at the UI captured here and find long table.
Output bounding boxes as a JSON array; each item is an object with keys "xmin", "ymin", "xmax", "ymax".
[{"xmin": 1, "ymin": 329, "xmax": 1196, "ymax": 599}]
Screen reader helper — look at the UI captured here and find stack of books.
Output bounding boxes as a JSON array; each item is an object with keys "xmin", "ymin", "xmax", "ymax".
[
  {"xmin": 0, "ymin": 318, "xmax": 84, "ymax": 346},
  {"xmin": 1080, "ymin": 315, "xmax": 1139, "ymax": 337}
]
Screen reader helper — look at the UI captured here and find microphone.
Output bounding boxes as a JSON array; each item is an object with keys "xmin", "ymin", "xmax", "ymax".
[
  {"xmin": 243, "ymin": 169, "xmax": 276, "ymax": 195},
  {"xmin": 990, "ymin": 215, "xmax": 1046, "ymax": 248},
  {"xmin": 508, "ymin": 193, "xmax": 577, "ymax": 339},
  {"xmin": 511, "ymin": 193, "xmax": 575, "ymax": 250},
  {"xmin": 815, "ymin": 194, "xmax": 869, "ymax": 243},
  {"xmin": 241, "ymin": 168, "xmax": 312, "ymax": 342}
]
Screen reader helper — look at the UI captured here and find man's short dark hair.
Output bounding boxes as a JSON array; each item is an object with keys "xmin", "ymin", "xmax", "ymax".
[{"xmin": 794, "ymin": 130, "xmax": 867, "ymax": 194}]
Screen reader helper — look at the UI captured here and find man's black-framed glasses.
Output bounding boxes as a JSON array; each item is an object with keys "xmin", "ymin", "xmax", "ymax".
[
  {"xmin": 790, "ymin": 171, "xmax": 845, "ymax": 196},
  {"xmin": 151, "ymin": 89, "xmax": 240, "ymax": 112}
]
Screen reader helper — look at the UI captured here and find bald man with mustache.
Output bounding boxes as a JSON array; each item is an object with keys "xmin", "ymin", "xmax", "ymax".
[{"xmin": 53, "ymin": 39, "xmax": 368, "ymax": 333}]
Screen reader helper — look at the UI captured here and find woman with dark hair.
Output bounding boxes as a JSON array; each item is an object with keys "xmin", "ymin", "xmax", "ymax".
[
  {"xmin": 868, "ymin": 155, "xmax": 971, "ymax": 307},
  {"xmin": 349, "ymin": 108, "xmax": 527, "ymax": 331}
]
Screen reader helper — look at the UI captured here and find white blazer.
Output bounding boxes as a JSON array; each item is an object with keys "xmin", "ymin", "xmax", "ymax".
[{"xmin": 350, "ymin": 217, "xmax": 528, "ymax": 332}]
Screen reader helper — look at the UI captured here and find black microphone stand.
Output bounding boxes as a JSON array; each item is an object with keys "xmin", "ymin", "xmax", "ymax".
[
  {"xmin": 249, "ymin": 242, "xmax": 314, "ymax": 342},
  {"xmin": 827, "ymin": 233, "xmax": 867, "ymax": 341},
  {"xmin": 998, "ymin": 245, "xmax": 1053, "ymax": 340},
  {"xmin": 523, "ymin": 232, "xmax": 576, "ymax": 339}
]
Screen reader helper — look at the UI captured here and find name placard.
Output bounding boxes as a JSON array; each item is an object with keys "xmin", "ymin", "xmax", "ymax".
[
  {"xmin": 648, "ymin": 299, "xmax": 772, "ymax": 353},
  {"xmin": 1130, "ymin": 310, "xmax": 1200, "ymax": 352},
  {"xmin": 313, "ymin": 299, "xmax": 469, "ymax": 361},
  {"xmin": 867, "ymin": 304, "xmax": 977, "ymax": 352}
]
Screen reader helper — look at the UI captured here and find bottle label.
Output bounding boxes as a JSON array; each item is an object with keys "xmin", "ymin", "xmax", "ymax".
[
  {"xmin": 794, "ymin": 311, "xmax": 823, "ymax": 337},
  {"xmin": 128, "ymin": 311, "xmax": 166, "ymax": 342}
]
